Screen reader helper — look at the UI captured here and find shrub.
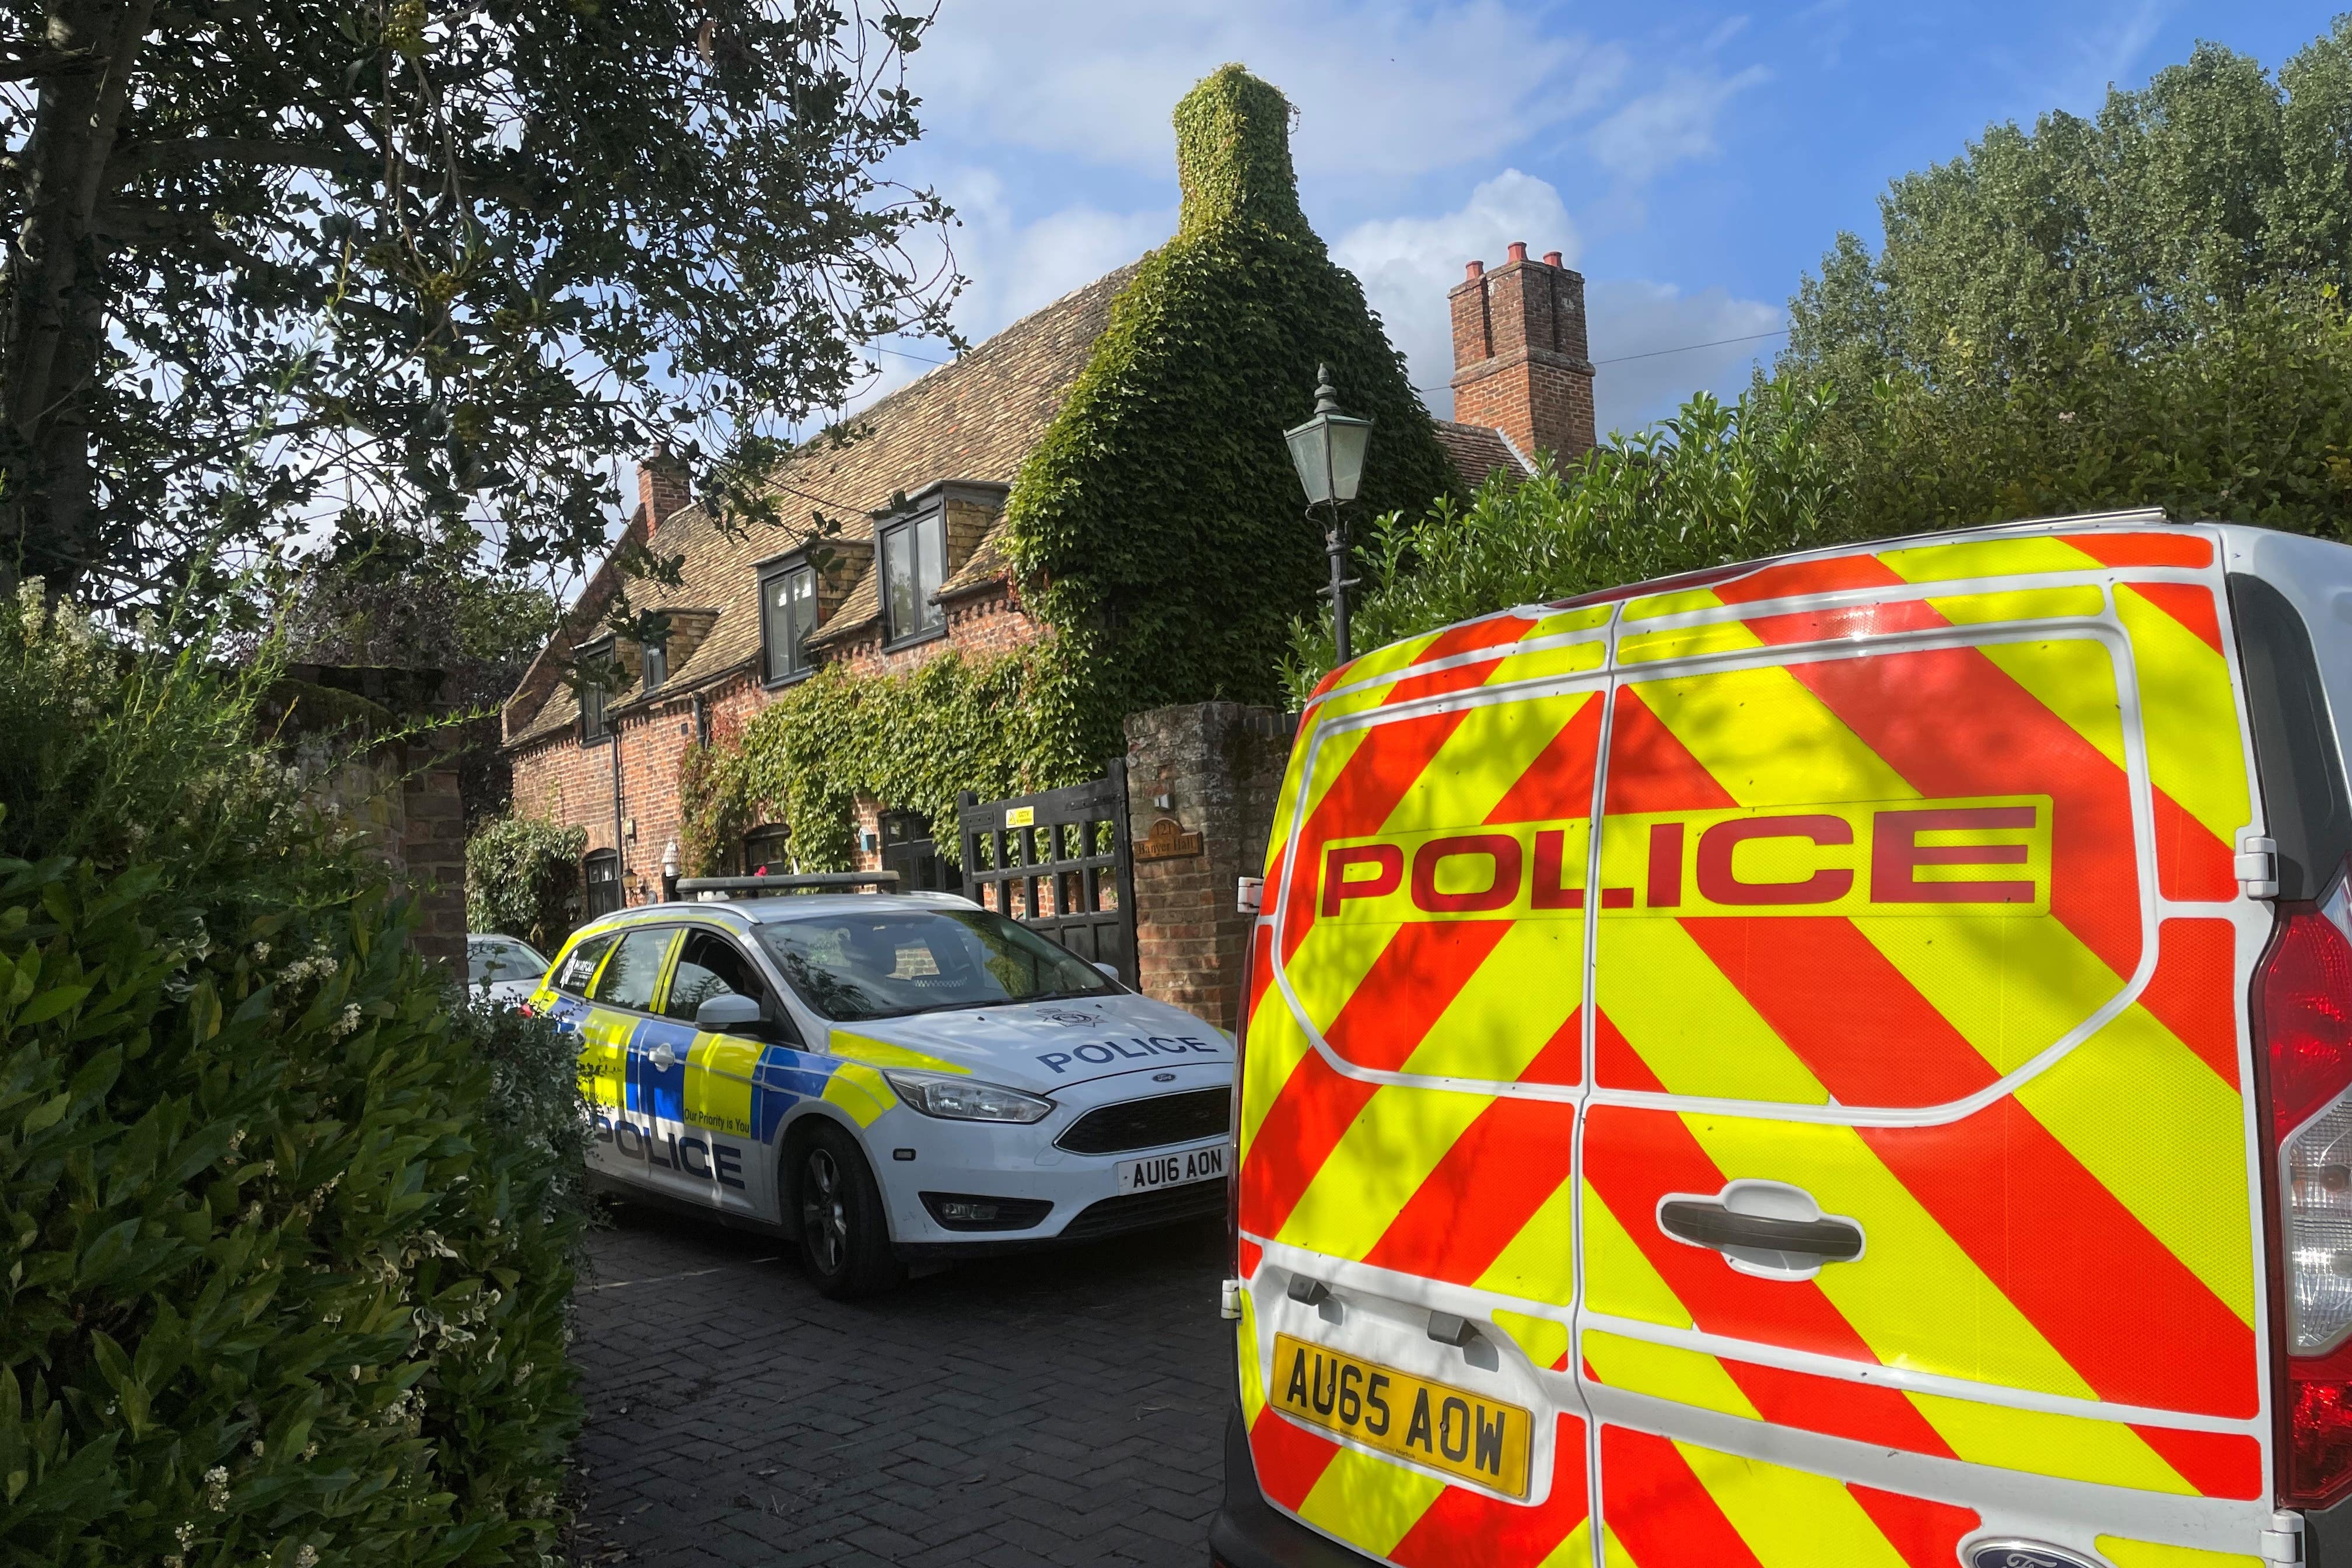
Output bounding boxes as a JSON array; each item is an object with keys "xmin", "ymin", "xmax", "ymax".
[
  {"xmin": 1282, "ymin": 382, "xmax": 1841, "ymax": 702},
  {"xmin": 0, "ymin": 587, "xmax": 586, "ymax": 1566},
  {"xmin": 465, "ymin": 817, "xmax": 587, "ymax": 953}
]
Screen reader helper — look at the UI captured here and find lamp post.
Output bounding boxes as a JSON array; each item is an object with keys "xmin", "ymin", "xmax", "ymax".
[{"xmin": 1284, "ymin": 362, "xmax": 1373, "ymax": 666}]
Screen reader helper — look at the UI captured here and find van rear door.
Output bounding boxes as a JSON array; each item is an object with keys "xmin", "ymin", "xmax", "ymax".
[
  {"xmin": 1580, "ymin": 526, "xmax": 2271, "ymax": 1564},
  {"xmin": 1235, "ymin": 522, "xmax": 2280, "ymax": 1568}
]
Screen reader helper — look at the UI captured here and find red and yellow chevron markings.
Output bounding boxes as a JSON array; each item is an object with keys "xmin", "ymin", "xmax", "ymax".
[
  {"xmin": 1238, "ymin": 526, "xmax": 2264, "ymax": 1562},
  {"xmin": 1599, "ymin": 1424, "xmax": 1981, "ymax": 1567},
  {"xmin": 1236, "ymin": 1288, "xmax": 1595, "ymax": 1566}
]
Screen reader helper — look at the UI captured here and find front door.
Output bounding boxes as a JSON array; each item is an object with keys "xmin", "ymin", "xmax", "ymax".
[
  {"xmin": 1578, "ymin": 571, "xmax": 2264, "ymax": 1561},
  {"xmin": 881, "ymin": 810, "xmax": 961, "ymax": 895}
]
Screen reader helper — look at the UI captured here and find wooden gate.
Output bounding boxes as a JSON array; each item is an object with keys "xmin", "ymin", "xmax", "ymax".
[{"xmin": 957, "ymin": 764, "xmax": 1138, "ymax": 985}]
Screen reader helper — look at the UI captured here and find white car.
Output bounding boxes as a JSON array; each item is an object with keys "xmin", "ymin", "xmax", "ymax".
[
  {"xmin": 467, "ymin": 932, "xmax": 551, "ymax": 1007},
  {"xmin": 528, "ymin": 894, "xmax": 1236, "ymax": 1296}
]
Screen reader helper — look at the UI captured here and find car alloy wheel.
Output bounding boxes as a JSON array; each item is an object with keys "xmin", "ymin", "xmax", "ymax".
[{"xmin": 802, "ymin": 1146, "xmax": 849, "ymax": 1276}]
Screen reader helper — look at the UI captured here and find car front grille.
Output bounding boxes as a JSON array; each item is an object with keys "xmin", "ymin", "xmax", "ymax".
[{"xmin": 1055, "ymin": 1087, "xmax": 1231, "ymax": 1156}]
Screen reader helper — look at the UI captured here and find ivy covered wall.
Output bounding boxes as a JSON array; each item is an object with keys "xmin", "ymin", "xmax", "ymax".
[
  {"xmin": 678, "ymin": 64, "xmax": 1457, "ymax": 871},
  {"xmin": 1004, "ymin": 64, "xmax": 1457, "ymax": 765}
]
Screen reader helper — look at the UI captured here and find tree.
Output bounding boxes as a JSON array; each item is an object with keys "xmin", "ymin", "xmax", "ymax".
[
  {"xmin": 1783, "ymin": 16, "xmax": 2352, "ymax": 540},
  {"xmin": 0, "ymin": 1, "xmax": 958, "ymax": 611},
  {"xmin": 1787, "ymin": 22, "xmax": 2352, "ymax": 388}
]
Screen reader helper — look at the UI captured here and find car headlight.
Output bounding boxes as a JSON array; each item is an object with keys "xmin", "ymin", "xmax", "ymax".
[{"xmin": 882, "ymin": 1070, "xmax": 1055, "ymax": 1124}]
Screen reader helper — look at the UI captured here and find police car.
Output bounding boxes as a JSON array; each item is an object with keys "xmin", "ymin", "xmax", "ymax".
[{"xmin": 530, "ymin": 891, "xmax": 1234, "ymax": 1297}]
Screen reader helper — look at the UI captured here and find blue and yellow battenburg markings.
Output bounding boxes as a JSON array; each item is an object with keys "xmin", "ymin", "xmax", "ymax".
[{"xmin": 533, "ymin": 981, "xmax": 958, "ymax": 1144}]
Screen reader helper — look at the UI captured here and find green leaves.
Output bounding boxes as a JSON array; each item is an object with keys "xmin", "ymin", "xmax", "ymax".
[{"xmin": 0, "ymin": 639, "xmax": 588, "ymax": 1563}]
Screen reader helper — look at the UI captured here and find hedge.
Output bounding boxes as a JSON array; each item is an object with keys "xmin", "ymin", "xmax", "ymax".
[{"xmin": 0, "ymin": 587, "xmax": 586, "ymax": 1567}]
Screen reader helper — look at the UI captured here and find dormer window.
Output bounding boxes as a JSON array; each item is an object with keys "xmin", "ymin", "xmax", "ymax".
[
  {"xmin": 879, "ymin": 510, "xmax": 945, "ymax": 646},
  {"xmin": 761, "ymin": 559, "xmax": 818, "ymax": 684},
  {"xmin": 579, "ymin": 637, "xmax": 616, "ymax": 743},
  {"xmin": 641, "ymin": 634, "xmax": 667, "ymax": 693}
]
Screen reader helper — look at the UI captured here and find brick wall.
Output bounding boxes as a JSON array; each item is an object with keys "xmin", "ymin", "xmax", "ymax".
[
  {"xmin": 828, "ymin": 590, "xmax": 1042, "ymax": 678},
  {"xmin": 275, "ymin": 665, "xmax": 469, "ymax": 968},
  {"xmin": 1123, "ymin": 702, "xmax": 1293, "ymax": 1034},
  {"xmin": 1448, "ymin": 243, "xmax": 1597, "ymax": 464}
]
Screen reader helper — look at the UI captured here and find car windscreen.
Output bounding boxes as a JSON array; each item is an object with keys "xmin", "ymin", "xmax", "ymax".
[
  {"xmin": 752, "ymin": 907, "xmax": 1118, "ymax": 1022},
  {"xmin": 468, "ymin": 936, "xmax": 547, "ymax": 986}
]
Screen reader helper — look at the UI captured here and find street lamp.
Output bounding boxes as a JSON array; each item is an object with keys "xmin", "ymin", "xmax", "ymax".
[{"xmin": 1284, "ymin": 362, "xmax": 1373, "ymax": 665}]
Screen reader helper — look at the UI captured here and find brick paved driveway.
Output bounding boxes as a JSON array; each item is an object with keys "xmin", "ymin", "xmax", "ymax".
[{"xmin": 568, "ymin": 1200, "xmax": 1232, "ymax": 1567}]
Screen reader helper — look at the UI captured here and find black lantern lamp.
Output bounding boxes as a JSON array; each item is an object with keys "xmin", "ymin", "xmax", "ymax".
[{"xmin": 1284, "ymin": 362, "xmax": 1373, "ymax": 664}]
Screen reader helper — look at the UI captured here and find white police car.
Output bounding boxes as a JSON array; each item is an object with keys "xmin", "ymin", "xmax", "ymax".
[{"xmin": 528, "ymin": 892, "xmax": 1235, "ymax": 1297}]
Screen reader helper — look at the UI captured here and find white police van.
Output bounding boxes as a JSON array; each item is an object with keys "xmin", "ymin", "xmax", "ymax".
[{"xmin": 528, "ymin": 891, "xmax": 1234, "ymax": 1296}]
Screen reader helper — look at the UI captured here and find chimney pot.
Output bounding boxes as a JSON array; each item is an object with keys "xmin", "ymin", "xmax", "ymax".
[
  {"xmin": 1507, "ymin": 241, "xmax": 1528, "ymax": 263},
  {"xmin": 1465, "ymin": 259, "xmax": 1485, "ymax": 280},
  {"xmin": 1543, "ymin": 250, "xmax": 1564, "ymax": 268}
]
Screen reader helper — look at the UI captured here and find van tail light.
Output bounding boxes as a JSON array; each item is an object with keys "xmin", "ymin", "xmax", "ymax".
[{"xmin": 2258, "ymin": 872, "xmax": 2352, "ymax": 1507}]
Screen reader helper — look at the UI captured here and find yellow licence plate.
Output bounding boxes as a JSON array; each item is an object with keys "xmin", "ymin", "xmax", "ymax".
[{"xmin": 1271, "ymin": 1333, "xmax": 1534, "ymax": 1497}]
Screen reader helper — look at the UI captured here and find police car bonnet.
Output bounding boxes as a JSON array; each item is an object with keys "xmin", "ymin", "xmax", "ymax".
[{"xmin": 840, "ymin": 992, "xmax": 1231, "ymax": 1091}]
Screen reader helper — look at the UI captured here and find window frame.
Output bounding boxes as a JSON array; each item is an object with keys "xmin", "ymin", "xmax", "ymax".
[
  {"xmin": 640, "ymin": 634, "xmax": 667, "ymax": 694},
  {"xmin": 658, "ymin": 925, "xmax": 804, "ymax": 1046},
  {"xmin": 877, "ymin": 509, "xmax": 947, "ymax": 649},
  {"xmin": 589, "ymin": 924, "xmax": 680, "ymax": 1016},
  {"xmin": 758, "ymin": 555, "xmax": 821, "ymax": 687},
  {"xmin": 578, "ymin": 636, "xmax": 617, "ymax": 744}
]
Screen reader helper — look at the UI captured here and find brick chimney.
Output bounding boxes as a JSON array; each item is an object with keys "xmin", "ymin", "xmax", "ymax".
[
  {"xmin": 636, "ymin": 452, "xmax": 691, "ymax": 531},
  {"xmin": 1448, "ymin": 243, "xmax": 1595, "ymax": 463}
]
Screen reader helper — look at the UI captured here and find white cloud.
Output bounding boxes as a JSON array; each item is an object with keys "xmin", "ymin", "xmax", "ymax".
[
  {"xmin": 1332, "ymin": 169, "xmax": 1579, "ymax": 404},
  {"xmin": 1587, "ymin": 65, "xmax": 1770, "ymax": 184},
  {"xmin": 834, "ymin": 169, "xmax": 1175, "ymax": 418},
  {"xmin": 915, "ymin": 0, "xmax": 1628, "ymax": 180},
  {"xmin": 1585, "ymin": 278, "xmax": 1784, "ymax": 435}
]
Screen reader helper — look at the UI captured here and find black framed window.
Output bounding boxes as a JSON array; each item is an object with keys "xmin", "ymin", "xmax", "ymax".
[
  {"xmin": 879, "ymin": 512, "xmax": 945, "ymax": 645},
  {"xmin": 579, "ymin": 638, "xmax": 615, "ymax": 743},
  {"xmin": 641, "ymin": 635, "xmax": 667, "ymax": 693},
  {"xmin": 583, "ymin": 849, "xmax": 621, "ymax": 917},
  {"xmin": 743, "ymin": 824, "xmax": 790, "ymax": 875},
  {"xmin": 761, "ymin": 561, "xmax": 818, "ymax": 682}
]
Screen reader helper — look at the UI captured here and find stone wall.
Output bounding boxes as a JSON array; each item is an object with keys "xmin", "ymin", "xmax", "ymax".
[{"xmin": 1122, "ymin": 702, "xmax": 1294, "ymax": 1034}]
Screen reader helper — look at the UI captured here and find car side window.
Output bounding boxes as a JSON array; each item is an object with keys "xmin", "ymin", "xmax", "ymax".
[
  {"xmin": 590, "ymin": 926, "xmax": 673, "ymax": 1013},
  {"xmin": 665, "ymin": 930, "xmax": 761, "ymax": 1017},
  {"xmin": 553, "ymin": 932, "xmax": 618, "ymax": 996}
]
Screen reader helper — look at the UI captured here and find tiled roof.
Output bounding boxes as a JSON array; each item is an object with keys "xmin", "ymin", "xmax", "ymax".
[
  {"xmin": 1433, "ymin": 419, "xmax": 1533, "ymax": 486},
  {"xmin": 505, "ymin": 262, "xmax": 1142, "ymax": 747}
]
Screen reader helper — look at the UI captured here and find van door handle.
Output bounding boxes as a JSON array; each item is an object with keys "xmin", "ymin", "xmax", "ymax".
[
  {"xmin": 648, "ymin": 1043, "xmax": 677, "ymax": 1070},
  {"xmin": 1658, "ymin": 1199, "xmax": 1864, "ymax": 1261}
]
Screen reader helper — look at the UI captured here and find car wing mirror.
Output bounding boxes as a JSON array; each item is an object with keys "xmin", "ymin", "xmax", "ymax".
[{"xmin": 694, "ymin": 993, "xmax": 762, "ymax": 1033}]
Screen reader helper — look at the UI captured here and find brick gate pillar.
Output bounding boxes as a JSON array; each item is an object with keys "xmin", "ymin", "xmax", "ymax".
[{"xmin": 1123, "ymin": 703, "xmax": 1294, "ymax": 1034}]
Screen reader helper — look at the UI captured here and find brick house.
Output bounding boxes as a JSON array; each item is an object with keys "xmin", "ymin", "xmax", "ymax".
[{"xmin": 497, "ymin": 243, "xmax": 1595, "ymax": 921}]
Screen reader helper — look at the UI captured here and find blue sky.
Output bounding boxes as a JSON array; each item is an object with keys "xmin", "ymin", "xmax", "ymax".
[{"xmin": 850, "ymin": 0, "xmax": 2344, "ymax": 436}]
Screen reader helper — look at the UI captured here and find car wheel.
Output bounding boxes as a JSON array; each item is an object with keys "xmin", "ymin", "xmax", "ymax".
[{"xmin": 795, "ymin": 1122, "xmax": 904, "ymax": 1299}]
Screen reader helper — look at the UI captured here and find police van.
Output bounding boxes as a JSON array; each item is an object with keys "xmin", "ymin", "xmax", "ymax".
[
  {"xmin": 1214, "ymin": 514, "xmax": 2352, "ymax": 1567},
  {"xmin": 527, "ymin": 892, "xmax": 1232, "ymax": 1297}
]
